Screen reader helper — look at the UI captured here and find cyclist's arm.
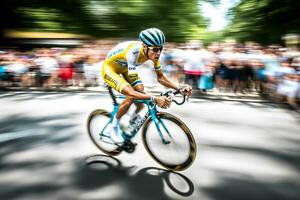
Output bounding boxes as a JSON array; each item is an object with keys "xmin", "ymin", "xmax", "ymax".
[
  {"xmin": 155, "ymin": 66, "xmax": 192, "ymax": 96},
  {"xmin": 155, "ymin": 69, "xmax": 179, "ymax": 90},
  {"xmin": 121, "ymin": 84, "xmax": 170, "ymax": 108}
]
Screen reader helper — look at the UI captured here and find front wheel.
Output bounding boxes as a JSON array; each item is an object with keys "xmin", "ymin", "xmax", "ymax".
[
  {"xmin": 142, "ymin": 112, "xmax": 197, "ymax": 171},
  {"xmin": 87, "ymin": 109, "xmax": 122, "ymax": 156}
]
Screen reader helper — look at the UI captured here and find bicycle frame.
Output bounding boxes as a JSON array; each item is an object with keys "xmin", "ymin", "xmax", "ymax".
[
  {"xmin": 106, "ymin": 86, "xmax": 171, "ymax": 144},
  {"xmin": 88, "ymin": 85, "xmax": 196, "ymax": 170}
]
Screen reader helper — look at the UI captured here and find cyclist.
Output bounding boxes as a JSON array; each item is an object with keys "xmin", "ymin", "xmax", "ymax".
[{"xmin": 102, "ymin": 28, "xmax": 192, "ymax": 145}]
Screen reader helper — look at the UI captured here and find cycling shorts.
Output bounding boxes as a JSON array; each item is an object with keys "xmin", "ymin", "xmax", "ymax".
[{"xmin": 102, "ymin": 62, "xmax": 143, "ymax": 93}]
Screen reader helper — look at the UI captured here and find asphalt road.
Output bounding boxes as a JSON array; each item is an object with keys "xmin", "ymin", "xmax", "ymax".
[{"xmin": 1, "ymin": 91, "xmax": 300, "ymax": 200}]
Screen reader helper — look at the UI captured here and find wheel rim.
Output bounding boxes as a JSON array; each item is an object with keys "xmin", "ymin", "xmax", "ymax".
[{"xmin": 142, "ymin": 113, "xmax": 196, "ymax": 171}]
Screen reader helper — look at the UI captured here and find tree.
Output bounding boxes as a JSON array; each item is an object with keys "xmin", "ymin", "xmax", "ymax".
[
  {"xmin": 1, "ymin": 0, "xmax": 207, "ymax": 42},
  {"xmin": 225, "ymin": 0, "xmax": 300, "ymax": 44}
]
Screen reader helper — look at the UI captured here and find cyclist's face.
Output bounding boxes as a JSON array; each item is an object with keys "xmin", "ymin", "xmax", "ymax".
[{"xmin": 147, "ymin": 46, "xmax": 163, "ymax": 62}]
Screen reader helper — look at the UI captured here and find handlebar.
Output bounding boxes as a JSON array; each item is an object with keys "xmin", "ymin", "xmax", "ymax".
[
  {"xmin": 160, "ymin": 89, "xmax": 187, "ymax": 105},
  {"xmin": 104, "ymin": 82, "xmax": 189, "ymax": 106}
]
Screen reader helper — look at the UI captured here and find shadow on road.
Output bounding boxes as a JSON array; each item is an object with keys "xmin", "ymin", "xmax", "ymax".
[
  {"xmin": 79, "ymin": 154, "xmax": 195, "ymax": 199},
  {"xmin": 0, "ymin": 113, "xmax": 80, "ymax": 160},
  {"xmin": 0, "ymin": 154, "xmax": 195, "ymax": 200},
  {"xmin": 199, "ymin": 169, "xmax": 299, "ymax": 200},
  {"xmin": 199, "ymin": 143, "xmax": 300, "ymax": 200}
]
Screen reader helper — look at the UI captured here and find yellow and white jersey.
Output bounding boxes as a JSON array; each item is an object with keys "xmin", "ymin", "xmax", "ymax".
[
  {"xmin": 104, "ymin": 41, "xmax": 162, "ymax": 74},
  {"xmin": 102, "ymin": 41, "xmax": 162, "ymax": 92}
]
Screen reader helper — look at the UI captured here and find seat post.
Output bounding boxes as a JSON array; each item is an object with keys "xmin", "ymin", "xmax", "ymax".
[{"xmin": 106, "ymin": 85, "xmax": 118, "ymax": 106}]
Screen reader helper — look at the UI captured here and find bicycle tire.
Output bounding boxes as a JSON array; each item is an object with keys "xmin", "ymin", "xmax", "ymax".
[
  {"xmin": 142, "ymin": 112, "xmax": 197, "ymax": 171},
  {"xmin": 87, "ymin": 109, "xmax": 122, "ymax": 156}
]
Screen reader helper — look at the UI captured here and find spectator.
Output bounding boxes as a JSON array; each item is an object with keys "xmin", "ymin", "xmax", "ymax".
[
  {"xmin": 34, "ymin": 50, "xmax": 59, "ymax": 88},
  {"xmin": 73, "ymin": 56, "xmax": 86, "ymax": 87},
  {"xmin": 198, "ymin": 60, "xmax": 215, "ymax": 93},
  {"xmin": 58, "ymin": 53, "xmax": 74, "ymax": 87},
  {"xmin": 182, "ymin": 41, "xmax": 205, "ymax": 89},
  {"xmin": 275, "ymin": 57, "xmax": 299, "ymax": 111}
]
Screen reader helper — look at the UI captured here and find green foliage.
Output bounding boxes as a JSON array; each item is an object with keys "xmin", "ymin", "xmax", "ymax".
[
  {"xmin": 1, "ymin": 0, "xmax": 207, "ymax": 42},
  {"xmin": 225, "ymin": 0, "xmax": 300, "ymax": 44},
  {"xmin": 202, "ymin": 30, "xmax": 226, "ymax": 45},
  {"xmin": 2, "ymin": 0, "xmax": 299, "ymax": 45},
  {"xmin": 201, "ymin": 0, "xmax": 221, "ymax": 6}
]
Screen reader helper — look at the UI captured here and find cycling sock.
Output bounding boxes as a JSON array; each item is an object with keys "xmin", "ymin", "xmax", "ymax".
[{"xmin": 112, "ymin": 116, "xmax": 120, "ymax": 128}]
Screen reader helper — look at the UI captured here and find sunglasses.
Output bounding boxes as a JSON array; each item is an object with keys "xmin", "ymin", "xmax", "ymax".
[{"xmin": 149, "ymin": 46, "xmax": 163, "ymax": 52}]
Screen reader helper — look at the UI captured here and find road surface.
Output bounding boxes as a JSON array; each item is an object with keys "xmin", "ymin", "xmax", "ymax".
[{"xmin": 1, "ymin": 91, "xmax": 299, "ymax": 200}]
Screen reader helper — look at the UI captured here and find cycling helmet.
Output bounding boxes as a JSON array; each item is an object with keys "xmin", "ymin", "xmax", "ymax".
[{"xmin": 139, "ymin": 28, "xmax": 165, "ymax": 47}]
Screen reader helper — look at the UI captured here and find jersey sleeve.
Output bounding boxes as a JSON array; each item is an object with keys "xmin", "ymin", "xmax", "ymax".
[
  {"xmin": 126, "ymin": 47, "xmax": 139, "ymax": 77},
  {"xmin": 154, "ymin": 60, "xmax": 162, "ymax": 71}
]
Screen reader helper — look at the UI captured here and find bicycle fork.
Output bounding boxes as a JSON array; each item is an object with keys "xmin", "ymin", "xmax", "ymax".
[
  {"xmin": 149, "ymin": 110, "xmax": 172, "ymax": 144},
  {"xmin": 98, "ymin": 105, "xmax": 119, "ymax": 145}
]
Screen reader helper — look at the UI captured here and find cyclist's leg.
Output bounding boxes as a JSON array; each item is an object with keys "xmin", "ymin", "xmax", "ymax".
[
  {"xmin": 122, "ymin": 72, "xmax": 145, "ymax": 115},
  {"xmin": 102, "ymin": 64, "xmax": 132, "ymax": 143},
  {"xmin": 115, "ymin": 89, "xmax": 134, "ymax": 119},
  {"xmin": 102, "ymin": 64, "xmax": 151, "ymax": 117},
  {"xmin": 133, "ymin": 85, "xmax": 145, "ymax": 113},
  {"xmin": 102, "ymin": 63, "xmax": 130, "ymax": 93},
  {"xmin": 118, "ymin": 72, "xmax": 155, "ymax": 118}
]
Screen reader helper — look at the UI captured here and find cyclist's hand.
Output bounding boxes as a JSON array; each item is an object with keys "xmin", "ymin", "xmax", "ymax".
[
  {"xmin": 155, "ymin": 96, "xmax": 171, "ymax": 109},
  {"xmin": 179, "ymin": 85, "xmax": 192, "ymax": 97}
]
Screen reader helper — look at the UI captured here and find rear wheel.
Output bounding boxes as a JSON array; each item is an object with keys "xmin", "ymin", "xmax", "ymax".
[
  {"xmin": 87, "ymin": 109, "xmax": 122, "ymax": 156},
  {"xmin": 142, "ymin": 112, "xmax": 196, "ymax": 171}
]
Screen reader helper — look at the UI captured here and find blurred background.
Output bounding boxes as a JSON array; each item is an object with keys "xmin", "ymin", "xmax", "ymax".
[
  {"xmin": 0, "ymin": 0, "xmax": 299, "ymax": 44},
  {"xmin": 1, "ymin": 1, "xmax": 300, "ymax": 200},
  {"xmin": 0, "ymin": 0, "xmax": 299, "ymax": 110}
]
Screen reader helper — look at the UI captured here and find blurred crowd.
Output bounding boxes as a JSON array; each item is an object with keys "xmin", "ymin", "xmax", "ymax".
[
  {"xmin": 0, "ymin": 40, "xmax": 300, "ymax": 111},
  {"xmin": 161, "ymin": 41, "xmax": 300, "ymax": 111},
  {"xmin": 0, "ymin": 42, "xmax": 109, "ymax": 89}
]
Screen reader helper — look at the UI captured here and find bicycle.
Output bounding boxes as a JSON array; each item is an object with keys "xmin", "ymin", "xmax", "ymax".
[{"xmin": 87, "ymin": 85, "xmax": 197, "ymax": 171}]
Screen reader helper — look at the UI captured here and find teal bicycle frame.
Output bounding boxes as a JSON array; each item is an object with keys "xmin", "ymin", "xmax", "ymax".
[{"xmin": 103, "ymin": 86, "xmax": 171, "ymax": 144}]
